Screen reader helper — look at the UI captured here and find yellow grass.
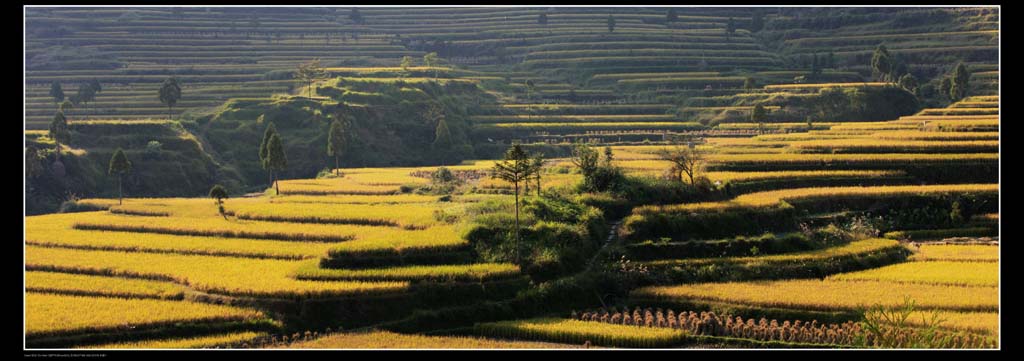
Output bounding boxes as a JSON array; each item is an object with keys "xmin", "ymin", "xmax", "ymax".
[
  {"xmin": 636, "ymin": 184, "xmax": 998, "ymax": 214},
  {"xmin": 229, "ymin": 202, "xmax": 457, "ymax": 229},
  {"xmin": 870, "ymin": 131, "xmax": 999, "ymax": 141},
  {"xmin": 476, "ymin": 318, "xmax": 689, "ymax": 348},
  {"xmin": 26, "ymin": 271, "xmax": 186, "ymax": 299},
  {"xmin": 25, "ymin": 246, "xmax": 409, "ymax": 299},
  {"xmin": 764, "ymin": 82, "xmax": 889, "ymax": 90},
  {"xmin": 647, "ymin": 238, "xmax": 902, "ymax": 267},
  {"xmin": 25, "ymin": 213, "xmax": 335, "ymax": 259},
  {"xmin": 83, "ymin": 331, "xmax": 269, "ymax": 349},
  {"xmin": 283, "ymin": 330, "xmax": 580, "ymax": 349},
  {"xmin": 705, "ymin": 170, "xmax": 904, "ymax": 183},
  {"xmin": 270, "ymin": 194, "xmax": 439, "ymax": 204},
  {"xmin": 910, "ymin": 244, "xmax": 999, "ymax": 263},
  {"xmin": 25, "ymin": 292, "xmax": 266, "ymax": 338},
  {"xmin": 788, "ymin": 139, "xmax": 997, "ymax": 152},
  {"xmin": 293, "ymin": 261, "xmax": 520, "ymax": 282},
  {"xmin": 633, "ymin": 279, "xmax": 997, "ymax": 312},
  {"xmin": 828, "ymin": 261, "xmax": 998, "ymax": 287}
]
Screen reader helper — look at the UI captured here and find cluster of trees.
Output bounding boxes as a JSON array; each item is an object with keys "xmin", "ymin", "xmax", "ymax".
[
  {"xmin": 49, "ymin": 79, "xmax": 102, "ymax": 115},
  {"xmin": 871, "ymin": 45, "xmax": 919, "ymax": 94},
  {"xmin": 295, "ymin": 58, "xmax": 327, "ymax": 98},
  {"xmin": 937, "ymin": 62, "xmax": 971, "ymax": 102}
]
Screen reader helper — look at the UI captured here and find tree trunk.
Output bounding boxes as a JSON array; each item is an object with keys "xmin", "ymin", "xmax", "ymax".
[
  {"xmin": 274, "ymin": 170, "xmax": 279, "ymax": 195},
  {"xmin": 514, "ymin": 181, "xmax": 520, "ymax": 264},
  {"xmin": 335, "ymin": 155, "xmax": 339, "ymax": 176},
  {"xmin": 688, "ymin": 171, "xmax": 695, "ymax": 186}
]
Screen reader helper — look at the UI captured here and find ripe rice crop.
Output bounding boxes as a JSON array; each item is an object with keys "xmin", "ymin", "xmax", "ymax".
[
  {"xmin": 706, "ymin": 170, "xmax": 905, "ymax": 183},
  {"xmin": 910, "ymin": 244, "xmax": 998, "ymax": 263},
  {"xmin": 229, "ymin": 202, "xmax": 455, "ymax": 229},
  {"xmin": 828, "ymin": 261, "xmax": 997, "ymax": 287},
  {"xmin": 635, "ymin": 184, "xmax": 998, "ymax": 214},
  {"xmin": 26, "ymin": 271, "xmax": 186, "ymax": 299},
  {"xmin": 25, "ymin": 292, "xmax": 266, "ymax": 338},
  {"xmin": 282, "ymin": 330, "xmax": 579, "ymax": 349},
  {"xmin": 574, "ymin": 307, "xmax": 994, "ymax": 347},
  {"xmin": 632, "ymin": 279, "xmax": 997, "ymax": 313},
  {"xmin": 471, "ymin": 114, "xmax": 680, "ymax": 123},
  {"xmin": 83, "ymin": 331, "xmax": 269, "ymax": 349},
  {"xmin": 25, "ymin": 246, "xmax": 409, "ymax": 299},
  {"xmin": 26, "ymin": 213, "xmax": 334, "ymax": 260},
  {"xmin": 270, "ymin": 194, "xmax": 439, "ymax": 204},
  {"xmin": 870, "ymin": 131, "xmax": 999, "ymax": 141},
  {"xmin": 788, "ymin": 139, "xmax": 998, "ymax": 154},
  {"xmin": 923, "ymin": 119, "xmax": 999, "ymax": 132},
  {"xmin": 68, "ymin": 212, "xmax": 460, "ymax": 243},
  {"xmin": 646, "ymin": 238, "xmax": 902, "ymax": 268},
  {"xmin": 292, "ymin": 262, "xmax": 520, "ymax": 282},
  {"xmin": 764, "ymin": 82, "xmax": 889, "ymax": 90},
  {"xmin": 704, "ymin": 153, "xmax": 998, "ymax": 171},
  {"xmin": 474, "ymin": 318, "xmax": 689, "ymax": 348}
]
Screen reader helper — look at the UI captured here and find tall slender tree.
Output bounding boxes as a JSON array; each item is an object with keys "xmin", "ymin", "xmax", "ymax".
[
  {"xmin": 327, "ymin": 118, "xmax": 349, "ymax": 175},
  {"xmin": 871, "ymin": 45, "xmax": 893, "ymax": 82},
  {"xmin": 266, "ymin": 133, "xmax": 288, "ymax": 195},
  {"xmin": 950, "ymin": 62, "xmax": 970, "ymax": 101},
  {"xmin": 491, "ymin": 144, "xmax": 534, "ymax": 264},
  {"xmin": 159, "ymin": 77, "xmax": 181, "ymax": 119},
  {"xmin": 49, "ymin": 81, "xmax": 64, "ymax": 107},
  {"xmin": 530, "ymin": 152, "xmax": 545, "ymax": 196},
  {"xmin": 751, "ymin": 103, "xmax": 768, "ymax": 135},
  {"xmin": 259, "ymin": 122, "xmax": 278, "ymax": 186},
  {"xmin": 209, "ymin": 184, "xmax": 229, "ymax": 219},
  {"xmin": 108, "ymin": 148, "xmax": 132, "ymax": 205},
  {"xmin": 423, "ymin": 52, "xmax": 440, "ymax": 79},
  {"xmin": 48, "ymin": 111, "xmax": 70, "ymax": 161},
  {"xmin": 77, "ymin": 82, "xmax": 96, "ymax": 115}
]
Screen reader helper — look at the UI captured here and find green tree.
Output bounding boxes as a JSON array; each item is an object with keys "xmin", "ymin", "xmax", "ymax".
[
  {"xmin": 751, "ymin": 103, "xmax": 768, "ymax": 134},
  {"xmin": 656, "ymin": 144, "xmax": 706, "ymax": 185},
  {"xmin": 266, "ymin": 133, "xmax": 288, "ymax": 195},
  {"xmin": 400, "ymin": 56, "xmax": 413, "ymax": 74},
  {"xmin": 108, "ymin": 148, "xmax": 132, "ymax": 205},
  {"xmin": 259, "ymin": 122, "xmax": 278, "ymax": 186},
  {"xmin": 938, "ymin": 77, "xmax": 953, "ymax": 101},
  {"xmin": 49, "ymin": 81, "xmax": 64, "ymax": 107},
  {"xmin": 423, "ymin": 52, "xmax": 440, "ymax": 79},
  {"xmin": 327, "ymin": 118, "xmax": 349, "ymax": 176},
  {"xmin": 607, "ymin": 14, "xmax": 615, "ymax": 33},
  {"xmin": 296, "ymin": 58, "xmax": 326, "ymax": 98},
  {"xmin": 158, "ymin": 77, "xmax": 181, "ymax": 119},
  {"xmin": 871, "ymin": 44, "xmax": 893, "ymax": 82},
  {"xmin": 209, "ymin": 184, "xmax": 229, "ymax": 219},
  {"xmin": 89, "ymin": 78, "xmax": 102, "ymax": 94},
  {"xmin": 349, "ymin": 7, "xmax": 364, "ymax": 24},
  {"xmin": 490, "ymin": 144, "xmax": 535, "ymax": 264},
  {"xmin": 529, "ymin": 152, "xmax": 545, "ymax": 197},
  {"xmin": 950, "ymin": 62, "xmax": 970, "ymax": 101},
  {"xmin": 60, "ymin": 99, "xmax": 73, "ymax": 114},
  {"xmin": 743, "ymin": 76, "xmax": 756, "ymax": 90},
  {"xmin": 77, "ymin": 82, "xmax": 96, "ymax": 115},
  {"xmin": 48, "ymin": 111, "xmax": 71, "ymax": 161},
  {"xmin": 899, "ymin": 73, "xmax": 919, "ymax": 94},
  {"xmin": 570, "ymin": 141, "xmax": 600, "ymax": 182},
  {"xmin": 750, "ymin": 10, "xmax": 764, "ymax": 32},
  {"xmin": 603, "ymin": 146, "xmax": 614, "ymax": 167}
]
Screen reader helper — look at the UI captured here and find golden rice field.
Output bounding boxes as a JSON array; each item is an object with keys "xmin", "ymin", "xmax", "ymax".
[
  {"xmin": 229, "ymin": 202, "xmax": 459, "ymax": 229},
  {"xmin": 646, "ymin": 238, "xmax": 902, "ymax": 267},
  {"xmin": 26, "ymin": 213, "xmax": 336, "ymax": 259},
  {"xmin": 910, "ymin": 244, "xmax": 998, "ymax": 263},
  {"xmin": 480, "ymin": 121, "xmax": 702, "ymax": 129},
  {"xmin": 632, "ymin": 279, "xmax": 997, "ymax": 313},
  {"xmin": 292, "ymin": 261, "xmax": 520, "ymax": 282},
  {"xmin": 26, "ymin": 271, "xmax": 186, "ymax": 299},
  {"xmin": 474, "ymin": 318, "xmax": 689, "ymax": 348},
  {"xmin": 870, "ymin": 131, "xmax": 999, "ymax": 141},
  {"xmin": 828, "ymin": 261, "xmax": 998, "ymax": 287},
  {"xmin": 904, "ymin": 311, "xmax": 1000, "ymax": 336},
  {"xmin": 82, "ymin": 331, "xmax": 269, "ymax": 349},
  {"xmin": 283, "ymin": 330, "xmax": 581, "ymax": 349},
  {"xmin": 478, "ymin": 172, "xmax": 581, "ymax": 190},
  {"xmin": 787, "ymin": 139, "xmax": 998, "ymax": 153},
  {"xmin": 25, "ymin": 293, "xmax": 268, "ymax": 338},
  {"xmin": 635, "ymin": 184, "xmax": 998, "ymax": 214},
  {"xmin": 26, "ymin": 246, "xmax": 409, "ymax": 299},
  {"xmin": 704, "ymin": 170, "xmax": 905, "ymax": 183},
  {"xmin": 764, "ymin": 82, "xmax": 889, "ymax": 90},
  {"xmin": 270, "ymin": 194, "xmax": 440, "ymax": 204},
  {"xmin": 70, "ymin": 212, "xmax": 460, "ymax": 244}
]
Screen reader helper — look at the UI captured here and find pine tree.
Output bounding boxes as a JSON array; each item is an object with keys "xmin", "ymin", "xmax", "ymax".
[
  {"xmin": 259, "ymin": 122, "xmax": 278, "ymax": 186},
  {"xmin": 327, "ymin": 118, "xmax": 348, "ymax": 176},
  {"xmin": 108, "ymin": 148, "xmax": 132, "ymax": 205}
]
